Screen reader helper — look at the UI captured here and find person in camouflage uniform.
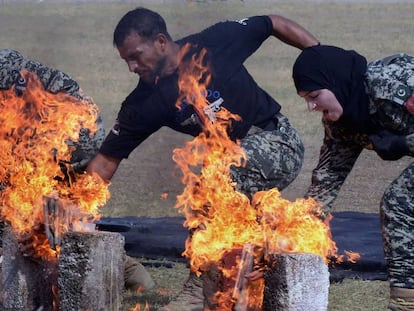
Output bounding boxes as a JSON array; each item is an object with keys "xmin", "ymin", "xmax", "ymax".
[
  {"xmin": 85, "ymin": 7, "xmax": 319, "ymax": 311},
  {"xmin": 0, "ymin": 49, "xmax": 155, "ymax": 293},
  {"xmin": 292, "ymin": 45, "xmax": 414, "ymax": 311},
  {"xmin": 0, "ymin": 49, "xmax": 105, "ymax": 170}
]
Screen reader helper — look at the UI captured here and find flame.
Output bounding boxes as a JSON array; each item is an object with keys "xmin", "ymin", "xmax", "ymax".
[
  {"xmin": 0, "ymin": 71, "xmax": 110, "ymax": 258},
  {"xmin": 254, "ymin": 189, "xmax": 337, "ymax": 259},
  {"xmin": 343, "ymin": 250, "xmax": 361, "ymax": 263},
  {"xmin": 129, "ymin": 302, "xmax": 150, "ymax": 311},
  {"xmin": 172, "ymin": 45, "xmax": 347, "ymax": 309}
]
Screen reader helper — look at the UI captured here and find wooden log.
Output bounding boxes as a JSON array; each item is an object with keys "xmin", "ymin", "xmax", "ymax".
[
  {"xmin": 204, "ymin": 244, "xmax": 262, "ymax": 311},
  {"xmin": 1, "ymin": 228, "xmax": 125, "ymax": 311},
  {"xmin": 232, "ymin": 243, "xmax": 254, "ymax": 311},
  {"xmin": 263, "ymin": 253, "xmax": 329, "ymax": 311},
  {"xmin": 58, "ymin": 231, "xmax": 125, "ymax": 311},
  {"xmin": 2, "ymin": 228, "xmax": 57, "ymax": 310}
]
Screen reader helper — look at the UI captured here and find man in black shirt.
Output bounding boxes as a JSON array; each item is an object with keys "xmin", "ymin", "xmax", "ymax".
[{"xmin": 87, "ymin": 7, "xmax": 319, "ymax": 310}]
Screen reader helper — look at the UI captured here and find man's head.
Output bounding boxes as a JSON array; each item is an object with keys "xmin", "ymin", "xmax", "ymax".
[
  {"xmin": 113, "ymin": 7, "xmax": 171, "ymax": 46},
  {"xmin": 113, "ymin": 7, "xmax": 174, "ymax": 85}
]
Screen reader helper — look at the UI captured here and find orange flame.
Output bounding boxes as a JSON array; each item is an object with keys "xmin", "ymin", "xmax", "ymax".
[
  {"xmin": 172, "ymin": 45, "xmax": 345, "ymax": 309},
  {"xmin": 343, "ymin": 250, "xmax": 361, "ymax": 263},
  {"xmin": 254, "ymin": 189, "xmax": 337, "ymax": 260},
  {"xmin": 129, "ymin": 302, "xmax": 150, "ymax": 311},
  {"xmin": 0, "ymin": 71, "xmax": 110, "ymax": 258}
]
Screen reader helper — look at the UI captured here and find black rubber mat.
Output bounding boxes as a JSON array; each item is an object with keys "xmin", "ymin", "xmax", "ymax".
[{"xmin": 96, "ymin": 211, "xmax": 387, "ymax": 282}]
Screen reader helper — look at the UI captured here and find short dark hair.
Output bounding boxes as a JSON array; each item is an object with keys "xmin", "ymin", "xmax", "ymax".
[{"xmin": 113, "ymin": 7, "xmax": 172, "ymax": 47}]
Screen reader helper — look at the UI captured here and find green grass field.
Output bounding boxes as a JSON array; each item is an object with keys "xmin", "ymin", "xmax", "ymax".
[{"xmin": 1, "ymin": 0, "xmax": 414, "ymax": 310}]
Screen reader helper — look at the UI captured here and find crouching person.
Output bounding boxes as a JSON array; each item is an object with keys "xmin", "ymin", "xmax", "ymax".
[{"xmin": 0, "ymin": 48, "xmax": 155, "ymax": 293}]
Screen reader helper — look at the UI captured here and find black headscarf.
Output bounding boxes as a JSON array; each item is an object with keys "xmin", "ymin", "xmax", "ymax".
[{"xmin": 292, "ymin": 45, "xmax": 371, "ymax": 133}]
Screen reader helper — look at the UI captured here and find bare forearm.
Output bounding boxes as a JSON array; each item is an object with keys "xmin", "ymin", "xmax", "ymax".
[
  {"xmin": 86, "ymin": 152, "xmax": 121, "ymax": 183},
  {"xmin": 269, "ymin": 15, "xmax": 319, "ymax": 49}
]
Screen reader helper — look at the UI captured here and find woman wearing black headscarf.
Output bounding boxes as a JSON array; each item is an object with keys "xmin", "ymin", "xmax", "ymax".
[{"xmin": 292, "ymin": 45, "xmax": 414, "ymax": 311}]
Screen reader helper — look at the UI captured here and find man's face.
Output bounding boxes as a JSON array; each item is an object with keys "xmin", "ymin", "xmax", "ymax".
[{"xmin": 117, "ymin": 31, "xmax": 167, "ymax": 85}]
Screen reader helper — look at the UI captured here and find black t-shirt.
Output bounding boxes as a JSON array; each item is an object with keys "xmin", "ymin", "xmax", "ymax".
[{"xmin": 100, "ymin": 15, "xmax": 281, "ymax": 159}]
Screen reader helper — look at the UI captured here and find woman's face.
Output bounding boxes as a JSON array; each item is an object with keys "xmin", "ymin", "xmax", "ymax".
[{"xmin": 298, "ymin": 89, "xmax": 343, "ymax": 121}]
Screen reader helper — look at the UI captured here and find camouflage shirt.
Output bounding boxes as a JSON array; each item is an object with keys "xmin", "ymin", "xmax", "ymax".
[
  {"xmin": 0, "ymin": 49, "xmax": 105, "ymax": 172},
  {"xmin": 306, "ymin": 53, "xmax": 414, "ymax": 214}
]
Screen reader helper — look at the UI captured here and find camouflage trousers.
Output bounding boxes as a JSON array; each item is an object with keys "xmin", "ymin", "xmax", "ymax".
[
  {"xmin": 381, "ymin": 160, "xmax": 414, "ymax": 288},
  {"xmin": 230, "ymin": 113, "xmax": 304, "ymax": 199}
]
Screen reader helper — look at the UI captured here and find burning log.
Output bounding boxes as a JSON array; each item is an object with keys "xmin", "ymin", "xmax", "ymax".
[
  {"xmin": 202, "ymin": 245, "xmax": 263, "ymax": 311},
  {"xmin": 0, "ymin": 70, "xmax": 113, "ymax": 309},
  {"xmin": 207, "ymin": 247, "xmax": 329, "ymax": 310},
  {"xmin": 2, "ymin": 228, "xmax": 125, "ymax": 310},
  {"xmin": 263, "ymin": 253, "xmax": 329, "ymax": 311},
  {"xmin": 232, "ymin": 243, "xmax": 254, "ymax": 311},
  {"xmin": 2, "ymin": 230, "xmax": 57, "ymax": 310},
  {"xmin": 170, "ymin": 42, "xmax": 338, "ymax": 311},
  {"xmin": 2, "ymin": 227, "xmax": 57, "ymax": 310},
  {"xmin": 58, "ymin": 230, "xmax": 125, "ymax": 311}
]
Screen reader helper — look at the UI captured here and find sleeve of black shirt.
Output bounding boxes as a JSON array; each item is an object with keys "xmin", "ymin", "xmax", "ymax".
[
  {"xmin": 187, "ymin": 15, "xmax": 273, "ymax": 70},
  {"xmin": 99, "ymin": 83, "xmax": 164, "ymax": 159}
]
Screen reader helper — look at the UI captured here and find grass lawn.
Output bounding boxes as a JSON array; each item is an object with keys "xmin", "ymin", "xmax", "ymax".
[{"xmin": 1, "ymin": 1, "xmax": 413, "ymax": 310}]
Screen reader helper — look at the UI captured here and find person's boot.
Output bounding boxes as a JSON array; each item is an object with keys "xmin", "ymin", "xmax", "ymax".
[
  {"xmin": 157, "ymin": 271, "xmax": 205, "ymax": 311},
  {"xmin": 388, "ymin": 287, "xmax": 414, "ymax": 311},
  {"xmin": 124, "ymin": 255, "xmax": 155, "ymax": 292}
]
